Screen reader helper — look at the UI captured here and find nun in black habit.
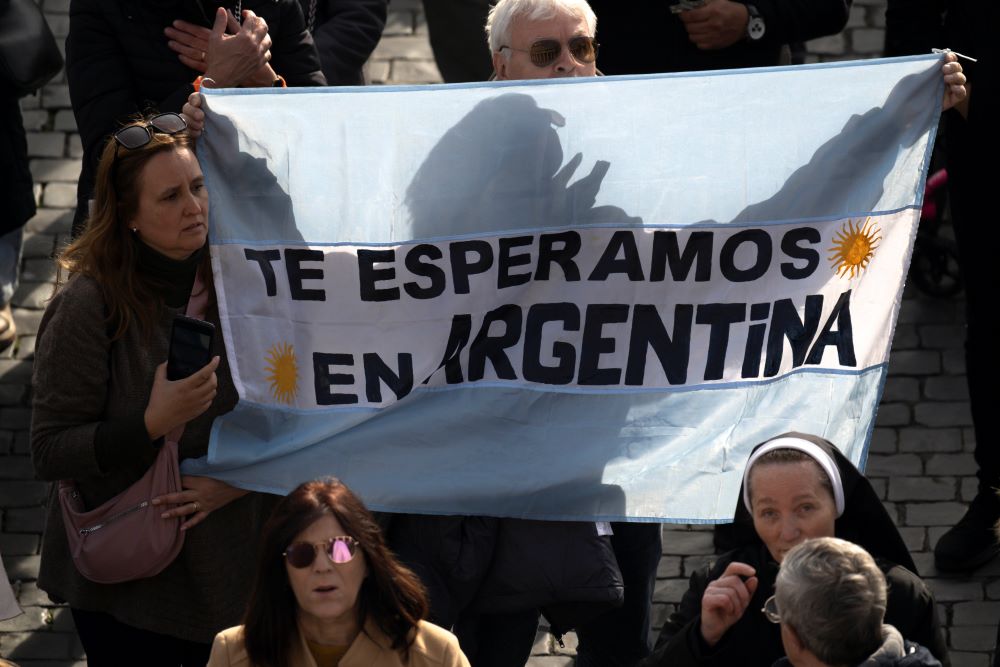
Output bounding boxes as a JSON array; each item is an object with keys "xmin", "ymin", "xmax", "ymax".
[{"xmin": 641, "ymin": 432, "xmax": 949, "ymax": 667}]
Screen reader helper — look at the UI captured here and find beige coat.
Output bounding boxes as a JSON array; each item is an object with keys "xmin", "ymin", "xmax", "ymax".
[{"xmin": 207, "ymin": 620, "xmax": 470, "ymax": 667}]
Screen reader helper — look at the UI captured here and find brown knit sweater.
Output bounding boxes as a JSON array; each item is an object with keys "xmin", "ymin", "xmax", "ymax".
[{"xmin": 31, "ymin": 271, "xmax": 277, "ymax": 643}]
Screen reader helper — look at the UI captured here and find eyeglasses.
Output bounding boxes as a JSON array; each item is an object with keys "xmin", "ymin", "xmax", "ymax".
[
  {"xmin": 762, "ymin": 595, "xmax": 781, "ymax": 624},
  {"xmin": 499, "ymin": 36, "xmax": 599, "ymax": 68},
  {"xmin": 284, "ymin": 536, "xmax": 360, "ymax": 568},
  {"xmin": 113, "ymin": 113, "xmax": 187, "ymax": 151}
]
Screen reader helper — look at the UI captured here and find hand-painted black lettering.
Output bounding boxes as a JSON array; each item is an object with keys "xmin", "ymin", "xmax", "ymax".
[
  {"xmin": 626, "ymin": 304, "xmax": 693, "ymax": 385},
  {"xmin": 313, "ymin": 352, "xmax": 358, "ymax": 405},
  {"xmin": 588, "ymin": 231, "xmax": 645, "ymax": 281},
  {"xmin": 650, "ymin": 231, "xmax": 713, "ymax": 282},
  {"xmin": 450, "ymin": 240, "xmax": 494, "ymax": 295},
  {"xmin": 579, "ymin": 304, "xmax": 629, "ymax": 384},
  {"xmin": 764, "ymin": 295, "xmax": 823, "ymax": 376},
  {"xmin": 498, "ymin": 236, "xmax": 534, "ymax": 289},
  {"xmin": 720, "ymin": 229, "xmax": 771, "ymax": 282},
  {"xmin": 523, "ymin": 303, "xmax": 580, "ymax": 384},
  {"xmin": 780, "ymin": 227, "xmax": 821, "ymax": 279},
  {"xmin": 468, "ymin": 305, "xmax": 522, "ymax": 381},
  {"xmin": 535, "ymin": 231, "xmax": 581, "ymax": 281},
  {"xmin": 358, "ymin": 249, "xmax": 399, "ymax": 302},
  {"xmin": 403, "ymin": 244, "xmax": 445, "ymax": 299},
  {"xmin": 285, "ymin": 249, "xmax": 326, "ymax": 301},
  {"xmin": 696, "ymin": 303, "xmax": 747, "ymax": 381},
  {"xmin": 244, "ymin": 248, "xmax": 281, "ymax": 297},
  {"xmin": 806, "ymin": 290, "xmax": 856, "ymax": 366},
  {"xmin": 363, "ymin": 353, "xmax": 414, "ymax": 402}
]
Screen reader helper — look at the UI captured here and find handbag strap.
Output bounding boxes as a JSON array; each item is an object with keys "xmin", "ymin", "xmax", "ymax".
[{"xmin": 165, "ymin": 268, "xmax": 210, "ymax": 446}]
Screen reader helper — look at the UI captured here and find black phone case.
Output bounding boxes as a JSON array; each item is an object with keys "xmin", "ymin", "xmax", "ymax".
[{"xmin": 167, "ymin": 315, "xmax": 216, "ymax": 381}]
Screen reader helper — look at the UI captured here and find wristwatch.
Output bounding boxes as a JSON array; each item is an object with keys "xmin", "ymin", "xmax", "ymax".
[{"xmin": 745, "ymin": 4, "xmax": 766, "ymax": 41}]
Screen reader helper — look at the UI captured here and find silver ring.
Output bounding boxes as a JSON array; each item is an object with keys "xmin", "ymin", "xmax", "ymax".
[{"xmin": 192, "ymin": 501, "xmax": 201, "ymax": 512}]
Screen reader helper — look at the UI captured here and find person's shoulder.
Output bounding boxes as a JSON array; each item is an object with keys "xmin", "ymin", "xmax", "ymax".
[
  {"xmin": 409, "ymin": 621, "xmax": 467, "ymax": 666},
  {"xmin": 38, "ymin": 274, "xmax": 106, "ymax": 334},
  {"xmin": 880, "ymin": 560, "xmax": 925, "ymax": 586},
  {"xmin": 52, "ymin": 273, "xmax": 104, "ymax": 308},
  {"xmin": 206, "ymin": 625, "xmax": 251, "ymax": 667},
  {"xmin": 879, "ymin": 559, "xmax": 933, "ymax": 601}
]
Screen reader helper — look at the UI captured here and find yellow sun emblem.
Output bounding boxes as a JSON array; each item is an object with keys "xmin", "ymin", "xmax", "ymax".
[
  {"xmin": 264, "ymin": 342, "xmax": 298, "ymax": 404},
  {"xmin": 829, "ymin": 217, "xmax": 881, "ymax": 278}
]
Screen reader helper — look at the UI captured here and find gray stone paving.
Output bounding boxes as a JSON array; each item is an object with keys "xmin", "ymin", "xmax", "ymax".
[{"xmin": 3, "ymin": 1, "xmax": 995, "ymax": 665}]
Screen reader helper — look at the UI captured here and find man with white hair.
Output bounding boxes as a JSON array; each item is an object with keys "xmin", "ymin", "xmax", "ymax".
[
  {"xmin": 487, "ymin": 0, "xmax": 599, "ymax": 80},
  {"xmin": 770, "ymin": 537, "xmax": 941, "ymax": 667},
  {"xmin": 475, "ymin": 3, "xmax": 665, "ymax": 666}
]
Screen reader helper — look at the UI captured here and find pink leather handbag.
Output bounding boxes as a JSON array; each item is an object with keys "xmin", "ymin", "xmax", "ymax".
[
  {"xmin": 57, "ymin": 438, "xmax": 185, "ymax": 584},
  {"xmin": 57, "ymin": 271, "xmax": 210, "ymax": 584}
]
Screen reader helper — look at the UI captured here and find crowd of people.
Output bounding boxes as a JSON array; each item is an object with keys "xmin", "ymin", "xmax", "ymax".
[{"xmin": 0, "ymin": 0, "xmax": 991, "ymax": 665}]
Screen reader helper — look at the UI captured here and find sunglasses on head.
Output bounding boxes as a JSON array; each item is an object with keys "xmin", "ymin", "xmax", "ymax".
[
  {"xmin": 284, "ymin": 536, "xmax": 360, "ymax": 568},
  {"xmin": 500, "ymin": 35, "xmax": 599, "ymax": 68},
  {"xmin": 113, "ymin": 112, "xmax": 187, "ymax": 151}
]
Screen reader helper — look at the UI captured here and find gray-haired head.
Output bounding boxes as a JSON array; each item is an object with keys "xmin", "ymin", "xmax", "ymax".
[
  {"xmin": 775, "ymin": 537, "xmax": 886, "ymax": 666},
  {"xmin": 485, "ymin": 0, "xmax": 597, "ymax": 56}
]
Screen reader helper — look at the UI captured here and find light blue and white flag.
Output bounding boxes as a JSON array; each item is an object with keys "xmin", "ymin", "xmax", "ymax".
[{"xmin": 185, "ymin": 55, "xmax": 943, "ymax": 522}]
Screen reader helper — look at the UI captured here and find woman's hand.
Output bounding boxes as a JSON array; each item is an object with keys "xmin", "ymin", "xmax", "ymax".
[
  {"xmin": 181, "ymin": 91, "xmax": 205, "ymax": 138},
  {"xmin": 700, "ymin": 562, "xmax": 758, "ymax": 648},
  {"xmin": 941, "ymin": 52, "xmax": 968, "ymax": 114},
  {"xmin": 144, "ymin": 356, "xmax": 220, "ymax": 441},
  {"xmin": 152, "ymin": 476, "xmax": 250, "ymax": 530}
]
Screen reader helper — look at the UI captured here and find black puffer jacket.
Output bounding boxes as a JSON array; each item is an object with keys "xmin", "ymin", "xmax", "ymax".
[{"xmin": 66, "ymin": 0, "xmax": 325, "ymax": 235}]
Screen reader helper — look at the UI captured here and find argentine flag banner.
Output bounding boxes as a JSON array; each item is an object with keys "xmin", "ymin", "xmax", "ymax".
[{"xmin": 184, "ymin": 55, "xmax": 943, "ymax": 522}]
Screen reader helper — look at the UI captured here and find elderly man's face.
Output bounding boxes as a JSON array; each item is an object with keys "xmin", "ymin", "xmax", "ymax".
[{"xmin": 494, "ymin": 12, "xmax": 597, "ymax": 80}]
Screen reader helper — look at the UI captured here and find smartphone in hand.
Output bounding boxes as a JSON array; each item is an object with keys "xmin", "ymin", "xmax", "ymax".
[{"xmin": 167, "ymin": 315, "xmax": 216, "ymax": 381}]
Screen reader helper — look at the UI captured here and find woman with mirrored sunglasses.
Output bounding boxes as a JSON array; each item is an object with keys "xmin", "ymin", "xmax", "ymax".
[
  {"xmin": 207, "ymin": 478, "xmax": 471, "ymax": 667},
  {"xmin": 31, "ymin": 113, "xmax": 278, "ymax": 665}
]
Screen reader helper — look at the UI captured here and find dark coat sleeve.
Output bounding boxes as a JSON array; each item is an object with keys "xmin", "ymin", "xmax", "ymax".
[
  {"xmin": 0, "ymin": 94, "xmax": 36, "ymax": 234},
  {"xmin": 267, "ymin": 0, "xmax": 327, "ymax": 86},
  {"xmin": 883, "ymin": 565, "xmax": 951, "ymax": 667},
  {"xmin": 750, "ymin": 0, "xmax": 851, "ymax": 45},
  {"xmin": 31, "ymin": 277, "xmax": 157, "ymax": 481},
  {"xmin": 645, "ymin": 549, "xmax": 783, "ymax": 667},
  {"xmin": 308, "ymin": 0, "xmax": 387, "ymax": 85}
]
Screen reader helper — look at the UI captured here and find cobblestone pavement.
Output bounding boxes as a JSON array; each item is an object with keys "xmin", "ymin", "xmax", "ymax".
[{"xmin": 3, "ymin": 1, "xmax": 996, "ymax": 665}]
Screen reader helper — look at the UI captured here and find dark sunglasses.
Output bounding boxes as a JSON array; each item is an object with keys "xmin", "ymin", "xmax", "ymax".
[
  {"xmin": 284, "ymin": 536, "xmax": 360, "ymax": 568},
  {"xmin": 113, "ymin": 112, "xmax": 187, "ymax": 151},
  {"xmin": 500, "ymin": 36, "xmax": 599, "ymax": 68}
]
